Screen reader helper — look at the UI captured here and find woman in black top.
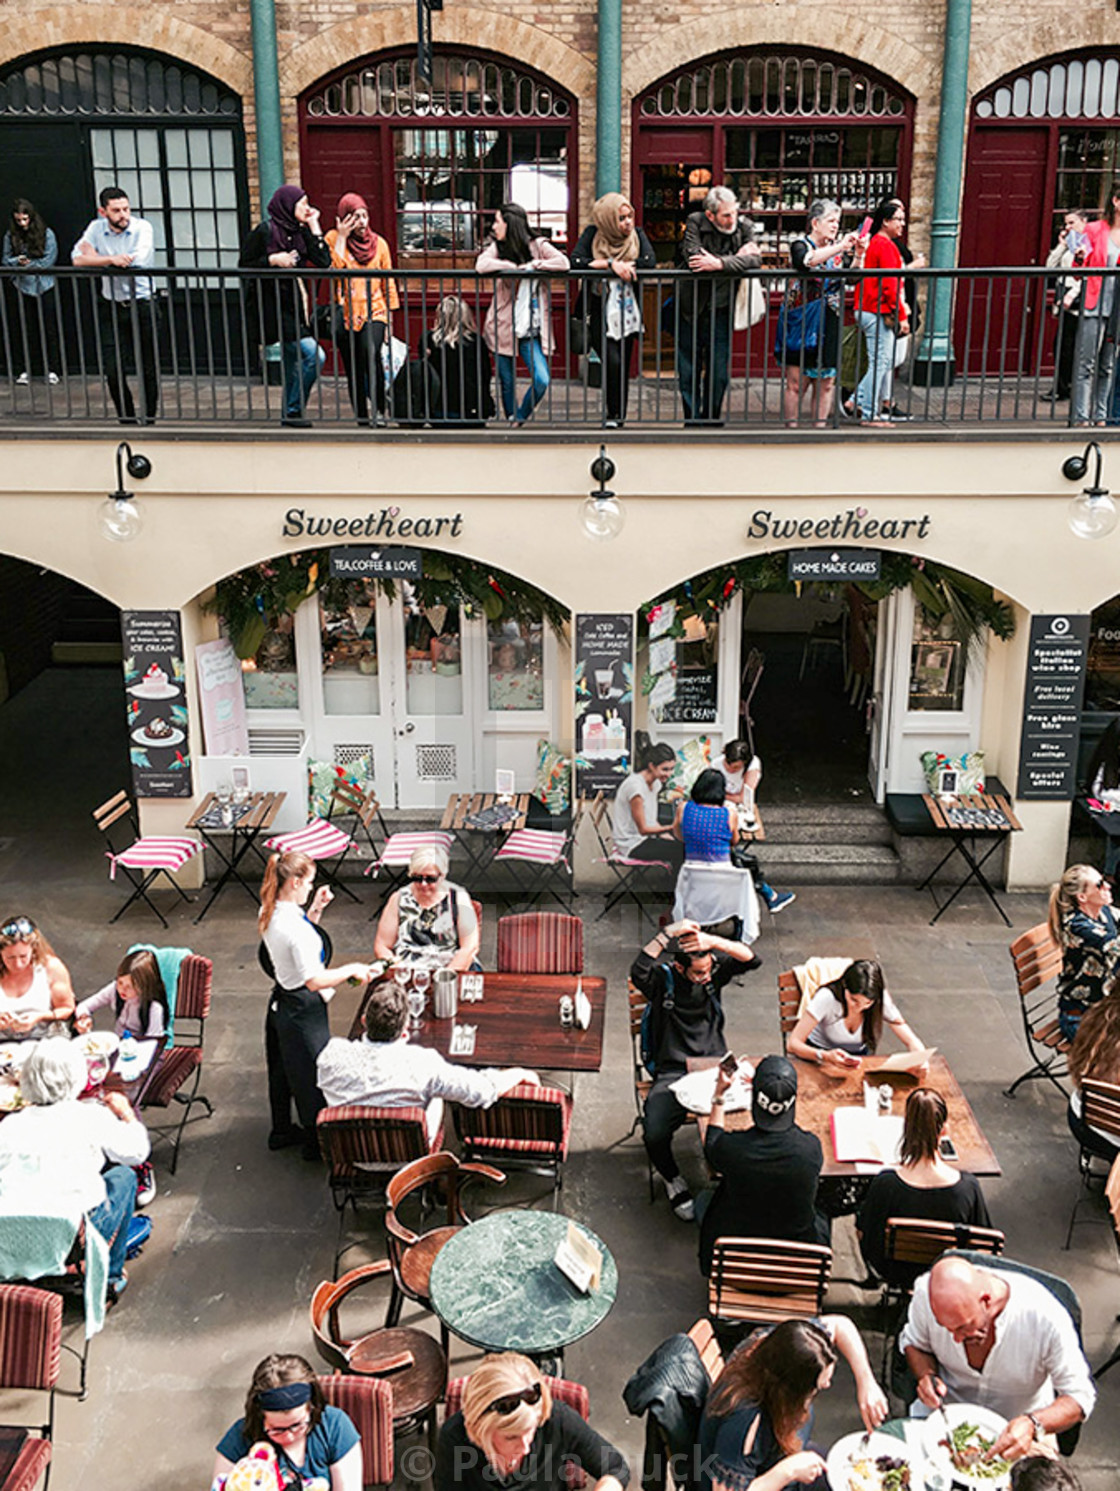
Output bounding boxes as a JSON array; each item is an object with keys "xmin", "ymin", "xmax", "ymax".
[
  {"xmin": 569, "ymin": 193, "xmax": 655, "ymax": 427},
  {"xmin": 435, "ymin": 1352, "xmax": 629, "ymax": 1491},
  {"xmin": 424, "ymin": 295, "xmax": 496, "ymax": 426}
]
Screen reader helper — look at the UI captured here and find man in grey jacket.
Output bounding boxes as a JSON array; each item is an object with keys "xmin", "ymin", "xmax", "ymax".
[{"xmin": 675, "ymin": 185, "xmax": 759, "ymax": 425}]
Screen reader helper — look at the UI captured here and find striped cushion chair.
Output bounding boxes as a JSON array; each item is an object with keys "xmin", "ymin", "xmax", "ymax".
[
  {"xmin": 586, "ymin": 792, "xmax": 673, "ymax": 930},
  {"xmin": 139, "ymin": 954, "xmax": 214, "ymax": 1175},
  {"xmin": 317, "ymin": 1374, "xmax": 395, "ymax": 1491},
  {"xmin": 497, "ymin": 912, "xmax": 584, "ymax": 974},
  {"xmin": 93, "ymin": 790, "xmax": 199, "ymax": 929},
  {"xmin": 0, "ymin": 1284, "xmax": 61, "ymax": 1490},
  {"xmin": 445, "ymin": 1375, "xmax": 590, "ymax": 1487},
  {"xmin": 265, "ymin": 783, "xmax": 378, "ymax": 905},
  {"xmin": 364, "ymin": 831, "xmax": 456, "ymax": 915},
  {"xmin": 452, "ymin": 1082, "xmax": 573, "ymax": 1198},
  {"xmin": 491, "ymin": 828, "xmax": 575, "ymax": 910}
]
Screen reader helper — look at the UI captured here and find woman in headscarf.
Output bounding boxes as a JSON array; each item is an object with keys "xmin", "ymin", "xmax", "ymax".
[
  {"xmin": 570, "ymin": 194, "xmax": 655, "ymax": 427},
  {"xmin": 325, "ymin": 193, "xmax": 399, "ymax": 426},
  {"xmin": 239, "ymin": 185, "xmax": 331, "ymax": 427}
]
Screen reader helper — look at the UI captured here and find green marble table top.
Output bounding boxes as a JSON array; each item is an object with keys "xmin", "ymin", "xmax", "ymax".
[{"xmin": 428, "ymin": 1210, "xmax": 618, "ymax": 1356}]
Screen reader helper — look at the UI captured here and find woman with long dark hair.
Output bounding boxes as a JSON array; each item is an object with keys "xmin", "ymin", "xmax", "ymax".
[
  {"xmin": 853, "ymin": 197, "xmax": 909, "ymax": 426},
  {"xmin": 75, "ymin": 948, "xmax": 169, "ymax": 1038},
  {"xmin": 2, "ymin": 199, "xmax": 60, "ymax": 384},
  {"xmin": 610, "ymin": 741, "xmax": 685, "ymax": 872},
  {"xmin": 787, "ymin": 958, "xmax": 927, "ymax": 1074},
  {"xmin": 476, "ymin": 202, "xmax": 569, "ymax": 426}
]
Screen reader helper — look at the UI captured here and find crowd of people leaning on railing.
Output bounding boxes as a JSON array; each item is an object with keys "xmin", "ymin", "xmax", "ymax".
[{"xmin": 7, "ymin": 176, "xmax": 1119, "ymax": 430}]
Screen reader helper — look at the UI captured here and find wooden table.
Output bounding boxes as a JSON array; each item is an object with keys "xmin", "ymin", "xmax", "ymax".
[
  {"xmin": 440, "ymin": 792, "xmax": 531, "ymax": 877},
  {"xmin": 915, "ymin": 792, "xmax": 1022, "ymax": 926},
  {"xmin": 694, "ymin": 1054, "xmax": 1000, "ymax": 1179},
  {"xmin": 186, "ymin": 790, "xmax": 287, "ymax": 922}
]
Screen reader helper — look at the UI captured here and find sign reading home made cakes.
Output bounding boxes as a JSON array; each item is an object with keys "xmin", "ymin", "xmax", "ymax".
[
  {"xmin": 575, "ymin": 613, "xmax": 634, "ymax": 798},
  {"xmin": 1016, "ymin": 614, "xmax": 1090, "ymax": 800},
  {"xmin": 121, "ymin": 610, "xmax": 192, "ymax": 798}
]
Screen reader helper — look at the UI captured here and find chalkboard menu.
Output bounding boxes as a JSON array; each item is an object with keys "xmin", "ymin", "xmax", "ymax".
[
  {"xmin": 574, "ymin": 613, "xmax": 634, "ymax": 798},
  {"xmin": 659, "ymin": 668, "xmax": 718, "ymax": 724},
  {"xmin": 121, "ymin": 610, "xmax": 192, "ymax": 798},
  {"xmin": 1016, "ymin": 614, "xmax": 1090, "ymax": 800}
]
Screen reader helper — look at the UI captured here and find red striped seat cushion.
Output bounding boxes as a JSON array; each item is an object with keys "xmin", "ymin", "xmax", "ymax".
[
  {"xmin": 367, "ymin": 830, "xmax": 454, "ymax": 873},
  {"xmin": 497, "ymin": 913, "xmax": 583, "ymax": 974},
  {"xmin": 0, "ymin": 1285, "xmax": 61, "ymax": 1388},
  {"xmin": 107, "ymin": 836, "xmax": 199, "ymax": 879},
  {"xmin": 493, "ymin": 830, "xmax": 568, "ymax": 866},
  {"xmin": 265, "ymin": 819, "xmax": 352, "ymax": 860},
  {"xmin": 316, "ymin": 1104, "xmax": 441, "ymax": 1175},
  {"xmin": 457, "ymin": 1083, "xmax": 572, "ymax": 1159}
]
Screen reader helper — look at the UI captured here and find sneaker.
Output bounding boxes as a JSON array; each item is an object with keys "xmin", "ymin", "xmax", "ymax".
[
  {"xmin": 664, "ymin": 1175, "xmax": 695, "ymax": 1221},
  {"xmin": 14, "ymin": 371, "xmax": 28, "ymax": 386},
  {"xmin": 107, "ymin": 1270, "xmax": 128, "ymax": 1305},
  {"xmin": 47, "ymin": 372, "xmax": 59, "ymax": 385},
  {"xmin": 767, "ymin": 891, "xmax": 797, "ymax": 915},
  {"xmin": 134, "ymin": 1160, "xmax": 156, "ymax": 1207}
]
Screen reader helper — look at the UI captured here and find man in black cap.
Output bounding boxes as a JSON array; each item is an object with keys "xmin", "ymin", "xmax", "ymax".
[
  {"xmin": 631, "ymin": 917, "xmax": 761, "ymax": 1221},
  {"xmin": 697, "ymin": 1052, "xmax": 828, "ymax": 1275}
]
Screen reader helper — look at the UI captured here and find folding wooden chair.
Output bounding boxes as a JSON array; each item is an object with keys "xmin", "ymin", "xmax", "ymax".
[
  {"xmin": 587, "ymin": 792, "xmax": 674, "ymax": 929},
  {"xmin": 1005, "ymin": 922, "xmax": 1068, "ymax": 1097},
  {"xmin": 139, "ymin": 952, "xmax": 213, "ymax": 1173},
  {"xmin": 497, "ymin": 912, "xmax": 584, "ymax": 974},
  {"xmin": 707, "ymin": 1238, "xmax": 832, "ymax": 1329},
  {"xmin": 1064, "ymin": 1077, "xmax": 1120, "ymax": 1248},
  {"xmin": 492, "ymin": 798, "xmax": 583, "ymax": 910},
  {"xmin": 777, "ymin": 969, "xmax": 801, "ymax": 1053},
  {"xmin": 92, "ymin": 790, "xmax": 199, "ymax": 928},
  {"xmin": 265, "ymin": 781, "xmax": 380, "ymax": 903}
]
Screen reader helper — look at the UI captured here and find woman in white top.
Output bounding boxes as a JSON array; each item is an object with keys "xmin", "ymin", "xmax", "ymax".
[
  {"xmin": 0, "ymin": 915, "xmax": 75, "ymax": 1039},
  {"xmin": 788, "ymin": 958, "xmax": 926, "ymax": 1074},
  {"xmin": 75, "ymin": 948, "xmax": 168, "ymax": 1039},
  {"xmin": 259, "ymin": 851, "xmax": 375, "ymax": 1159},
  {"xmin": 610, "ymin": 742, "xmax": 684, "ymax": 871}
]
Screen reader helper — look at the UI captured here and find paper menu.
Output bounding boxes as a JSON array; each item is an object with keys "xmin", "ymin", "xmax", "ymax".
[
  {"xmin": 553, "ymin": 1221, "xmax": 603, "ymax": 1293},
  {"xmin": 831, "ymin": 1107, "xmax": 904, "ymax": 1165},
  {"xmin": 879, "ymin": 1047, "xmax": 937, "ymax": 1072}
]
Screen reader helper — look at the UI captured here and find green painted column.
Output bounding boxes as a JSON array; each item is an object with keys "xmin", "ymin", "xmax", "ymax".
[
  {"xmin": 250, "ymin": 0, "xmax": 285, "ymax": 208},
  {"xmin": 596, "ymin": 0, "xmax": 623, "ymax": 196},
  {"xmin": 913, "ymin": 0, "xmax": 972, "ymax": 386}
]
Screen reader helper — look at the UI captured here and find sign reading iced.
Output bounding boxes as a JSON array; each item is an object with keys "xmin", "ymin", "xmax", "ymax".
[
  {"xmin": 575, "ymin": 614, "xmax": 634, "ymax": 798},
  {"xmin": 121, "ymin": 610, "xmax": 192, "ymax": 798},
  {"xmin": 787, "ymin": 549, "xmax": 881, "ymax": 582},
  {"xmin": 329, "ymin": 547, "xmax": 423, "ymax": 580},
  {"xmin": 1016, "ymin": 614, "xmax": 1091, "ymax": 800}
]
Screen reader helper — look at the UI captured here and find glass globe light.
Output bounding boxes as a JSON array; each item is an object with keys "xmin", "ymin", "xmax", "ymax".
[
  {"xmin": 98, "ymin": 494, "xmax": 143, "ymax": 542},
  {"xmin": 580, "ymin": 494, "xmax": 625, "ymax": 540},
  {"xmin": 1067, "ymin": 489, "xmax": 1118, "ymax": 540}
]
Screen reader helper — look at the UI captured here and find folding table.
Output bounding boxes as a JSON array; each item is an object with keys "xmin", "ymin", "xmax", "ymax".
[{"xmin": 186, "ymin": 790, "xmax": 287, "ymax": 922}]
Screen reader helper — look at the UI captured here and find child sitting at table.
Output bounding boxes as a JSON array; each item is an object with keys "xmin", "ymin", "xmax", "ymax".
[{"xmin": 75, "ymin": 949, "xmax": 169, "ymax": 1039}]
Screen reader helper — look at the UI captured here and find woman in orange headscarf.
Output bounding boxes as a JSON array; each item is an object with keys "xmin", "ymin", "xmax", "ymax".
[
  {"xmin": 570, "ymin": 193, "xmax": 655, "ymax": 427},
  {"xmin": 326, "ymin": 193, "xmax": 399, "ymax": 426}
]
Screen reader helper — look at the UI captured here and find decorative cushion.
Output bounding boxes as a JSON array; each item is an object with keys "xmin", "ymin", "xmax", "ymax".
[
  {"xmin": 665, "ymin": 735, "xmax": 713, "ymax": 798},
  {"xmin": 920, "ymin": 749, "xmax": 986, "ymax": 796},
  {"xmin": 534, "ymin": 738, "xmax": 571, "ymax": 815},
  {"xmin": 308, "ymin": 754, "xmax": 373, "ymax": 818}
]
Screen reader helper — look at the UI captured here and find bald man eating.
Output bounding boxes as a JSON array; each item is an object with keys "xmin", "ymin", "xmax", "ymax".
[{"xmin": 899, "ymin": 1256, "xmax": 1095, "ymax": 1462}]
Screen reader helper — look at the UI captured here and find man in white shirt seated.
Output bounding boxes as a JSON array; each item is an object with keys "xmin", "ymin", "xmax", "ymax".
[
  {"xmin": 316, "ymin": 982, "xmax": 539, "ymax": 1144},
  {"xmin": 0, "ymin": 1041, "xmax": 151, "ymax": 1299},
  {"xmin": 900, "ymin": 1256, "xmax": 1096, "ymax": 1462}
]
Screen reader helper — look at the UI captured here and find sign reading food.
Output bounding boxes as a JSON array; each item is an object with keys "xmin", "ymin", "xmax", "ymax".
[{"xmin": 121, "ymin": 610, "xmax": 192, "ymax": 798}]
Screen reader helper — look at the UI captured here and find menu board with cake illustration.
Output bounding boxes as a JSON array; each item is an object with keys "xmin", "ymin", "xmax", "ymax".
[
  {"xmin": 121, "ymin": 610, "xmax": 192, "ymax": 798},
  {"xmin": 574, "ymin": 613, "xmax": 634, "ymax": 798}
]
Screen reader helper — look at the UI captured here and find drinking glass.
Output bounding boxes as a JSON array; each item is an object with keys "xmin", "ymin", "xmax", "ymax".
[
  {"xmin": 407, "ymin": 989, "xmax": 426, "ymax": 1029},
  {"xmin": 216, "ymin": 780, "xmax": 233, "ymax": 807},
  {"xmin": 411, "ymin": 965, "xmax": 432, "ymax": 1001}
]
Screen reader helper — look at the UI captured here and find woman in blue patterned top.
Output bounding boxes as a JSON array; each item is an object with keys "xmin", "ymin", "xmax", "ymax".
[
  {"xmin": 1050, "ymin": 864, "xmax": 1120, "ymax": 1040},
  {"xmin": 673, "ymin": 768, "xmax": 738, "ymax": 861}
]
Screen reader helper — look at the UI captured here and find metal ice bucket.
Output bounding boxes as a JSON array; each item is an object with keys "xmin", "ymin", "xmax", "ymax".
[{"xmin": 432, "ymin": 967, "xmax": 458, "ymax": 1020}]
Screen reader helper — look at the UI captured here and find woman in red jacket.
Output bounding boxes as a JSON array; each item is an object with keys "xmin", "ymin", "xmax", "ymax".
[
  {"xmin": 854, "ymin": 198, "xmax": 909, "ymax": 427},
  {"xmin": 1072, "ymin": 183, "xmax": 1120, "ymax": 425}
]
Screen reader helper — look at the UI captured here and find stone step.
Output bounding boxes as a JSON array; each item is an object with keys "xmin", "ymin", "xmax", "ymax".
[{"xmin": 761, "ymin": 841, "xmax": 903, "ymax": 886}]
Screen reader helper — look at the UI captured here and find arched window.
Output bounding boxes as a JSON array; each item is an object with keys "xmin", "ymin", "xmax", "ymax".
[
  {"xmin": 633, "ymin": 47, "xmax": 913, "ymax": 265},
  {"xmin": 300, "ymin": 49, "xmax": 577, "ymax": 267},
  {"xmin": 0, "ymin": 47, "xmax": 248, "ymax": 267}
]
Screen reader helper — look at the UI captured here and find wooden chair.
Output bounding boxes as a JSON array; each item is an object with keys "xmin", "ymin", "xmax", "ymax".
[
  {"xmin": 1005, "ymin": 922, "xmax": 1067, "ymax": 1097},
  {"xmin": 622, "ymin": 978, "xmax": 699, "ymax": 1198},
  {"xmin": 492, "ymin": 799, "xmax": 584, "ymax": 911},
  {"xmin": 1064, "ymin": 1077, "xmax": 1120, "ymax": 1248},
  {"xmin": 587, "ymin": 792, "xmax": 674, "ymax": 929},
  {"xmin": 1093, "ymin": 1152, "xmax": 1120, "ymax": 1380},
  {"xmin": 687, "ymin": 1317, "xmax": 724, "ymax": 1384},
  {"xmin": 265, "ymin": 781, "xmax": 381, "ymax": 903},
  {"xmin": 384, "ymin": 1152, "xmax": 505, "ymax": 1348},
  {"xmin": 317, "ymin": 1375, "xmax": 395, "ymax": 1491},
  {"xmin": 0, "ymin": 1286, "xmax": 61, "ymax": 1491},
  {"xmin": 777, "ymin": 969, "xmax": 801, "ymax": 1052},
  {"xmin": 496, "ymin": 912, "xmax": 584, "ymax": 973},
  {"xmin": 637, "ymin": 1320, "xmax": 725, "ymax": 1491},
  {"xmin": 310, "ymin": 1262, "xmax": 446, "ymax": 1445},
  {"xmin": 92, "ymin": 790, "xmax": 199, "ymax": 928},
  {"xmin": 139, "ymin": 953, "xmax": 213, "ymax": 1174},
  {"xmin": 445, "ymin": 1375, "xmax": 590, "ymax": 1486},
  {"xmin": 707, "ymin": 1238, "xmax": 832, "ymax": 1329},
  {"xmin": 453, "ymin": 1083, "xmax": 573, "ymax": 1201}
]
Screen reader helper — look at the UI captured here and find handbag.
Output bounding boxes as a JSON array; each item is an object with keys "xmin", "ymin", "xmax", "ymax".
[
  {"xmin": 734, "ymin": 276, "xmax": 767, "ymax": 331},
  {"xmin": 774, "ymin": 297, "xmax": 824, "ymax": 359}
]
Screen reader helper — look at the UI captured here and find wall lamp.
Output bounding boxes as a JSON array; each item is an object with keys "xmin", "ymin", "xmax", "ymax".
[
  {"xmin": 98, "ymin": 441, "xmax": 152, "ymax": 543},
  {"xmin": 1063, "ymin": 440, "xmax": 1118, "ymax": 540},
  {"xmin": 580, "ymin": 446, "xmax": 625, "ymax": 540}
]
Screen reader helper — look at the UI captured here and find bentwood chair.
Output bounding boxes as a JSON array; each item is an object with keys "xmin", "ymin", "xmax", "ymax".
[
  {"xmin": 92, "ymin": 790, "xmax": 199, "ymax": 928},
  {"xmin": 316, "ymin": 1375, "xmax": 394, "ymax": 1491},
  {"xmin": 0, "ymin": 1285, "xmax": 61, "ymax": 1491},
  {"xmin": 1005, "ymin": 922, "xmax": 1067, "ymax": 1097}
]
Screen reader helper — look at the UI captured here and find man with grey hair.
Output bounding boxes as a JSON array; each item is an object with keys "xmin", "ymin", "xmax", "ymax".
[
  {"xmin": 0, "ymin": 1041, "xmax": 150, "ymax": 1298},
  {"xmin": 675, "ymin": 185, "xmax": 760, "ymax": 425}
]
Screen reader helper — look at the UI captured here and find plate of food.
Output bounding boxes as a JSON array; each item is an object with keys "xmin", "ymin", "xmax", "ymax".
[
  {"xmin": 78, "ymin": 1031, "xmax": 120, "ymax": 1060},
  {"xmin": 131, "ymin": 720, "xmax": 185, "ymax": 749},
  {"xmin": 826, "ymin": 1430, "xmax": 915, "ymax": 1491},
  {"xmin": 920, "ymin": 1404, "xmax": 1012, "ymax": 1489},
  {"xmin": 0, "ymin": 1042, "xmax": 34, "ymax": 1072}
]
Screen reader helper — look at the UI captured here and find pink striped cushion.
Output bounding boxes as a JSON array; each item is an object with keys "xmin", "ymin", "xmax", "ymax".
[
  {"xmin": 318, "ymin": 1375, "xmax": 394, "ymax": 1486},
  {"xmin": 493, "ymin": 830, "xmax": 568, "ymax": 867},
  {"xmin": 367, "ymin": 830, "xmax": 454, "ymax": 874},
  {"xmin": 0, "ymin": 1286, "xmax": 61, "ymax": 1389},
  {"xmin": 266, "ymin": 818, "xmax": 352, "ymax": 860},
  {"xmin": 595, "ymin": 852, "xmax": 674, "ymax": 870},
  {"xmin": 107, "ymin": 836, "xmax": 199, "ymax": 880}
]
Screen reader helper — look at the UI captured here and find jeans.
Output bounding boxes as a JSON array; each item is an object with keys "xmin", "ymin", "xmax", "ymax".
[
  {"xmin": 496, "ymin": 337, "xmax": 550, "ymax": 422},
  {"xmin": 89, "ymin": 1164, "xmax": 138, "ymax": 1286},
  {"xmin": 676, "ymin": 310, "xmax": 731, "ymax": 423},
  {"xmin": 1074, "ymin": 315, "xmax": 1118, "ymax": 424},
  {"xmin": 281, "ymin": 335, "xmax": 325, "ymax": 419},
  {"xmin": 856, "ymin": 311, "xmax": 896, "ymax": 419}
]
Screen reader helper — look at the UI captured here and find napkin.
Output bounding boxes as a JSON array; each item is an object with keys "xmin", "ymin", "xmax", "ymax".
[{"xmin": 574, "ymin": 979, "xmax": 591, "ymax": 1031}]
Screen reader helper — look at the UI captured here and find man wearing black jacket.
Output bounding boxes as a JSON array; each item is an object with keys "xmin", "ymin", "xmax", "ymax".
[{"xmin": 675, "ymin": 186, "xmax": 759, "ymax": 425}]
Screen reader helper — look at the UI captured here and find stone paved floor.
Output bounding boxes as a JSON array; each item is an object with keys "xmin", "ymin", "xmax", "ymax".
[{"xmin": 1, "ymin": 668, "xmax": 1118, "ymax": 1487}]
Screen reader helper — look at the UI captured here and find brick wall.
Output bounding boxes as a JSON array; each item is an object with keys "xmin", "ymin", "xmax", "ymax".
[{"xmin": 0, "ymin": 557, "xmax": 69, "ymax": 701}]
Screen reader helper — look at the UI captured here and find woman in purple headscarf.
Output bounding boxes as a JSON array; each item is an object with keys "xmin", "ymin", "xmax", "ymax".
[{"xmin": 239, "ymin": 185, "xmax": 331, "ymax": 426}]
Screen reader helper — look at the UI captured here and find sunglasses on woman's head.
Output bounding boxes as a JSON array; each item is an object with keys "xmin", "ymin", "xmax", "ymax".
[
  {"xmin": 484, "ymin": 1382, "xmax": 542, "ymax": 1417},
  {"xmin": 0, "ymin": 918, "xmax": 34, "ymax": 940},
  {"xmin": 409, "ymin": 873, "xmax": 441, "ymax": 885}
]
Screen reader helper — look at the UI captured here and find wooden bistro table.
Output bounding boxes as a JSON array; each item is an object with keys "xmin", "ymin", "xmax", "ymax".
[
  {"xmin": 440, "ymin": 791, "xmax": 532, "ymax": 878},
  {"xmin": 186, "ymin": 790, "xmax": 287, "ymax": 922},
  {"xmin": 908, "ymin": 792, "xmax": 1022, "ymax": 927}
]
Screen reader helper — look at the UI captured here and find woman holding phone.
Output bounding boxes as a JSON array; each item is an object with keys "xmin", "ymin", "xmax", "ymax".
[{"xmin": 787, "ymin": 959, "xmax": 927, "ymax": 1074}]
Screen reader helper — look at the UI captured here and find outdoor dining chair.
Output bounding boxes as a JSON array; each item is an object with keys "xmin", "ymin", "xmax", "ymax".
[
  {"xmin": 139, "ymin": 952, "xmax": 213, "ymax": 1174},
  {"xmin": 316, "ymin": 1375, "xmax": 394, "ymax": 1491},
  {"xmin": 452, "ymin": 1082, "xmax": 573, "ymax": 1202},
  {"xmin": 496, "ymin": 912, "xmax": 584, "ymax": 973},
  {"xmin": 587, "ymin": 792, "xmax": 674, "ymax": 929},
  {"xmin": 776, "ymin": 969, "xmax": 802, "ymax": 1052},
  {"xmin": 491, "ymin": 799, "xmax": 583, "ymax": 910},
  {"xmin": 92, "ymin": 790, "xmax": 199, "ymax": 928},
  {"xmin": 1005, "ymin": 921, "xmax": 1068, "ymax": 1097},
  {"xmin": 1064, "ymin": 1076, "xmax": 1120, "ymax": 1248},
  {"xmin": 0, "ymin": 1285, "xmax": 61, "ymax": 1491},
  {"xmin": 265, "ymin": 781, "xmax": 380, "ymax": 903},
  {"xmin": 707, "ymin": 1237, "xmax": 832, "ymax": 1329}
]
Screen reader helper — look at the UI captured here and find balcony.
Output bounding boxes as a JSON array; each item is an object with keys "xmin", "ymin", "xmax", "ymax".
[{"xmin": 0, "ymin": 264, "xmax": 1103, "ymax": 433}]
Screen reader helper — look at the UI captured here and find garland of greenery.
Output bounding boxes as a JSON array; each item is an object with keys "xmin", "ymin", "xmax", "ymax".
[{"xmin": 205, "ymin": 549, "xmax": 570, "ymax": 660}]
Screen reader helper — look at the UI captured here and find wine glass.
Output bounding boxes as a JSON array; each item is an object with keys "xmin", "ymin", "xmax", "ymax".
[
  {"xmin": 411, "ymin": 965, "xmax": 432, "ymax": 1002},
  {"xmin": 393, "ymin": 963, "xmax": 411, "ymax": 996},
  {"xmin": 407, "ymin": 988, "xmax": 426, "ymax": 1030}
]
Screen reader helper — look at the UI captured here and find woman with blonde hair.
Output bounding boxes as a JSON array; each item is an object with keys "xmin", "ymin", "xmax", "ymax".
[
  {"xmin": 214, "ymin": 1352, "xmax": 361, "ymax": 1489},
  {"xmin": 259, "ymin": 851, "xmax": 374, "ymax": 1158},
  {"xmin": 0, "ymin": 915, "xmax": 74, "ymax": 1038},
  {"xmin": 373, "ymin": 844, "xmax": 480, "ymax": 971},
  {"xmin": 424, "ymin": 295, "xmax": 495, "ymax": 426},
  {"xmin": 435, "ymin": 1352, "xmax": 629, "ymax": 1491},
  {"xmin": 1049, "ymin": 864, "xmax": 1120, "ymax": 1040},
  {"xmin": 570, "ymin": 193, "xmax": 655, "ymax": 427},
  {"xmin": 1067, "ymin": 985, "xmax": 1120, "ymax": 1158}
]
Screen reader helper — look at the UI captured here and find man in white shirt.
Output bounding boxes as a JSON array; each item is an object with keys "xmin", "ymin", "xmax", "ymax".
[
  {"xmin": 316, "ymin": 982, "xmax": 539, "ymax": 1144},
  {"xmin": 72, "ymin": 185, "xmax": 160, "ymax": 424},
  {"xmin": 900, "ymin": 1256, "xmax": 1095, "ymax": 1461}
]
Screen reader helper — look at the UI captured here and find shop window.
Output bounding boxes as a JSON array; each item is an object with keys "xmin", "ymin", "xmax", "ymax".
[
  {"xmin": 487, "ymin": 616, "xmax": 544, "ymax": 711},
  {"xmin": 908, "ymin": 605, "xmax": 964, "ymax": 713},
  {"xmin": 404, "ymin": 587, "xmax": 462, "ymax": 714},
  {"xmin": 320, "ymin": 584, "xmax": 381, "ymax": 716},
  {"xmin": 241, "ymin": 613, "xmax": 299, "ymax": 711},
  {"xmin": 1085, "ymin": 597, "xmax": 1120, "ymax": 711}
]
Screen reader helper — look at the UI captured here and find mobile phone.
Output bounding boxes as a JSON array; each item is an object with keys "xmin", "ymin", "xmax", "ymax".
[
  {"xmin": 720, "ymin": 1052, "xmax": 738, "ymax": 1078},
  {"xmin": 859, "ymin": 216, "xmax": 873, "ymax": 238},
  {"xmin": 939, "ymin": 1135, "xmax": 959, "ymax": 1161}
]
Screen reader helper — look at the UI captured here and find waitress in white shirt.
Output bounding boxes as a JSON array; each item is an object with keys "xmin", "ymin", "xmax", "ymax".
[
  {"xmin": 787, "ymin": 958, "xmax": 927, "ymax": 1075},
  {"xmin": 259, "ymin": 851, "xmax": 375, "ymax": 1160}
]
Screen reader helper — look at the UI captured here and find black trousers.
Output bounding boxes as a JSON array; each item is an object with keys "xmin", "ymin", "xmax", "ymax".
[
  {"xmin": 602, "ymin": 333, "xmax": 638, "ymax": 422},
  {"xmin": 337, "ymin": 319, "xmax": 387, "ymax": 421},
  {"xmin": 266, "ymin": 984, "xmax": 330, "ymax": 1144},
  {"xmin": 643, "ymin": 1076, "xmax": 693, "ymax": 1181},
  {"xmin": 99, "ymin": 297, "xmax": 161, "ymax": 421}
]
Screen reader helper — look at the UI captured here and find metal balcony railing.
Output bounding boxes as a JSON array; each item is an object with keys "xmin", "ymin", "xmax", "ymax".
[{"xmin": 0, "ymin": 264, "xmax": 1107, "ymax": 431}]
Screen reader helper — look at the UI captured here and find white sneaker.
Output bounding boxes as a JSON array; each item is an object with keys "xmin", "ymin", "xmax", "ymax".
[
  {"xmin": 47, "ymin": 372, "xmax": 59, "ymax": 385},
  {"xmin": 15, "ymin": 372, "xmax": 28, "ymax": 385},
  {"xmin": 664, "ymin": 1175, "xmax": 695, "ymax": 1221}
]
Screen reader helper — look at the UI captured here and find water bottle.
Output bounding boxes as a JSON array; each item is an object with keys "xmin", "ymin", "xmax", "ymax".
[{"xmin": 118, "ymin": 1030, "xmax": 141, "ymax": 1080}]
